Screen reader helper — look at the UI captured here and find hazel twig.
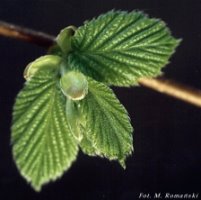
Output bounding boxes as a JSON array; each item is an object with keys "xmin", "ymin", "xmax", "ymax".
[{"xmin": 0, "ymin": 21, "xmax": 55, "ymax": 47}]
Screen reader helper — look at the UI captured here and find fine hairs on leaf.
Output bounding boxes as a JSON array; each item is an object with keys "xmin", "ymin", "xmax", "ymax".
[{"xmin": 11, "ymin": 10, "xmax": 180, "ymax": 191}]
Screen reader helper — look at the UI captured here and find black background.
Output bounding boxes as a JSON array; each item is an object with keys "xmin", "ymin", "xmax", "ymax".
[{"xmin": 0, "ymin": 0, "xmax": 201, "ymax": 200}]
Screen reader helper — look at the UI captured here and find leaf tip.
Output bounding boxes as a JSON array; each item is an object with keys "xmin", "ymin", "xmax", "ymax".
[
  {"xmin": 176, "ymin": 38, "xmax": 182, "ymax": 47},
  {"xmin": 32, "ymin": 184, "xmax": 42, "ymax": 192},
  {"xmin": 119, "ymin": 159, "xmax": 126, "ymax": 169}
]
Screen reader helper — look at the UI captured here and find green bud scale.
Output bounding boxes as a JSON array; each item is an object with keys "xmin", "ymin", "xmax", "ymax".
[
  {"xmin": 60, "ymin": 71, "xmax": 88, "ymax": 101},
  {"xmin": 24, "ymin": 55, "xmax": 61, "ymax": 80}
]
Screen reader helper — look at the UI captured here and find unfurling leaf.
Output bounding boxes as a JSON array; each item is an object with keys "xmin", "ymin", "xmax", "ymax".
[
  {"xmin": 79, "ymin": 78, "xmax": 133, "ymax": 168},
  {"xmin": 11, "ymin": 68, "xmax": 78, "ymax": 191},
  {"xmin": 69, "ymin": 10, "xmax": 181, "ymax": 86}
]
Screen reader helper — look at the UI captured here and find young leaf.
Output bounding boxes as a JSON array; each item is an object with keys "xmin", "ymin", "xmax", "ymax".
[
  {"xmin": 65, "ymin": 99, "xmax": 99, "ymax": 156},
  {"xmin": 79, "ymin": 78, "xmax": 133, "ymax": 167},
  {"xmin": 11, "ymin": 68, "xmax": 78, "ymax": 191},
  {"xmin": 68, "ymin": 10, "xmax": 181, "ymax": 86}
]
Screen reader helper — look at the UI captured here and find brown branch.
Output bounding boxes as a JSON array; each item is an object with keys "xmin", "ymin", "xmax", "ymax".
[
  {"xmin": 139, "ymin": 77, "xmax": 201, "ymax": 108},
  {"xmin": 1, "ymin": 20, "xmax": 201, "ymax": 108},
  {"xmin": 0, "ymin": 21, "xmax": 55, "ymax": 47}
]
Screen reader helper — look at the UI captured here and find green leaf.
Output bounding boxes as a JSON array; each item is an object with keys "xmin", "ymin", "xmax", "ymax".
[
  {"xmin": 11, "ymin": 68, "xmax": 78, "ymax": 191},
  {"xmin": 68, "ymin": 10, "xmax": 181, "ymax": 86},
  {"xmin": 79, "ymin": 78, "xmax": 133, "ymax": 167}
]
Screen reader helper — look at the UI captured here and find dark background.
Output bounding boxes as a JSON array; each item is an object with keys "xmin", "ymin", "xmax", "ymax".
[{"xmin": 0, "ymin": 0, "xmax": 201, "ymax": 199}]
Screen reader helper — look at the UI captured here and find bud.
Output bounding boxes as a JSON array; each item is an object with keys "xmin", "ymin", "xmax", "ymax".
[
  {"xmin": 24, "ymin": 55, "xmax": 61, "ymax": 80},
  {"xmin": 56, "ymin": 26, "xmax": 77, "ymax": 54},
  {"xmin": 60, "ymin": 71, "xmax": 88, "ymax": 101}
]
